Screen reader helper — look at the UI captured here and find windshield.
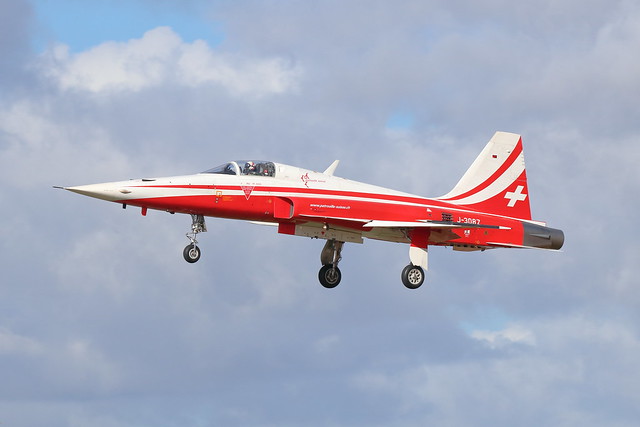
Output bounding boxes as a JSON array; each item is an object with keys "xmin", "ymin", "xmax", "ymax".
[{"xmin": 203, "ymin": 160, "xmax": 276, "ymax": 177}]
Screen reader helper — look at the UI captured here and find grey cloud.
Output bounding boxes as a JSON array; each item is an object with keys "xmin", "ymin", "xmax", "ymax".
[
  {"xmin": 1, "ymin": 0, "xmax": 639, "ymax": 425},
  {"xmin": 0, "ymin": 0, "xmax": 34, "ymax": 90}
]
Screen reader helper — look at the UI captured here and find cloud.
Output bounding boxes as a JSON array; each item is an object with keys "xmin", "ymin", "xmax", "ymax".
[
  {"xmin": 1, "ymin": 0, "xmax": 640, "ymax": 426},
  {"xmin": 0, "ymin": 0, "xmax": 34, "ymax": 88},
  {"xmin": 0, "ymin": 327, "xmax": 43, "ymax": 356},
  {"xmin": 41, "ymin": 26, "xmax": 301, "ymax": 97},
  {"xmin": 470, "ymin": 324, "xmax": 537, "ymax": 348},
  {"xmin": 0, "ymin": 327, "xmax": 122, "ymax": 401},
  {"xmin": 57, "ymin": 338, "xmax": 123, "ymax": 393},
  {"xmin": 349, "ymin": 315, "xmax": 640, "ymax": 425},
  {"xmin": 0, "ymin": 98, "xmax": 132, "ymax": 189}
]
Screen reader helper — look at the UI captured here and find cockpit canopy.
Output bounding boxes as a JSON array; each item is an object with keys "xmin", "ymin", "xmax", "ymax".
[{"xmin": 203, "ymin": 161, "xmax": 276, "ymax": 177}]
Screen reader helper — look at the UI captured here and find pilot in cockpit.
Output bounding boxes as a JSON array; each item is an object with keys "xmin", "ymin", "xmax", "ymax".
[{"xmin": 244, "ymin": 161, "xmax": 256, "ymax": 175}]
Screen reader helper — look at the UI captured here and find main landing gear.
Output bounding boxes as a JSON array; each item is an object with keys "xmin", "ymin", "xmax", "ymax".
[
  {"xmin": 319, "ymin": 239, "xmax": 343, "ymax": 288},
  {"xmin": 180, "ymin": 216, "xmax": 427, "ymax": 289},
  {"xmin": 401, "ymin": 264, "xmax": 425, "ymax": 289},
  {"xmin": 400, "ymin": 244, "xmax": 428, "ymax": 289},
  {"xmin": 183, "ymin": 214, "xmax": 206, "ymax": 263},
  {"xmin": 316, "ymin": 239, "xmax": 427, "ymax": 289}
]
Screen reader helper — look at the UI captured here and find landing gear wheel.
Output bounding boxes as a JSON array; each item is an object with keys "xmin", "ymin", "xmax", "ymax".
[
  {"xmin": 183, "ymin": 244, "xmax": 201, "ymax": 263},
  {"xmin": 401, "ymin": 264, "xmax": 424, "ymax": 289},
  {"xmin": 319, "ymin": 265, "xmax": 342, "ymax": 288},
  {"xmin": 183, "ymin": 214, "xmax": 206, "ymax": 263}
]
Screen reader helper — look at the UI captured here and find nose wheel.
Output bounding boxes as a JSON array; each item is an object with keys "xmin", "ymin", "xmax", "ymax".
[
  {"xmin": 183, "ymin": 214, "xmax": 206, "ymax": 263},
  {"xmin": 183, "ymin": 244, "xmax": 201, "ymax": 263}
]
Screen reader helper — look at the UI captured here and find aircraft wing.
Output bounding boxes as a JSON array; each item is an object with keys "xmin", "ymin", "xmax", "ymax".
[
  {"xmin": 289, "ymin": 214, "xmax": 509, "ymax": 246},
  {"xmin": 485, "ymin": 242, "xmax": 563, "ymax": 251},
  {"xmin": 298, "ymin": 214, "xmax": 371, "ymax": 224},
  {"xmin": 365, "ymin": 220, "xmax": 508, "ymax": 230},
  {"xmin": 363, "ymin": 220, "xmax": 510, "ymax": 245}
]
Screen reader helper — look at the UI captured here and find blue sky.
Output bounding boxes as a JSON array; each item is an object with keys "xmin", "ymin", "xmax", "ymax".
[
  {"xmin": 33, "ymin": 0, "xmax": 224, "ymax": 51},
  {"xmin": 2, "ymin": 0, "xmax": 640, "ymax": 426},
  {"xmin": 385, "ymin": 110, "xmax": 415, "ymax": 131}
]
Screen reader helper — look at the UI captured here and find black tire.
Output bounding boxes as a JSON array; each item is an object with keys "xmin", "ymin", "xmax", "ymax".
[
  {"xmin": 183, "ymin": 244, "xmax": 201, "ymax": 263},
  {"xmin": 401, "ymin": 264, "xmax": 424, "ymax": 289},
  {"xmin": 319, "ymin": 265, "xmax": 341, "ymax": 288}
]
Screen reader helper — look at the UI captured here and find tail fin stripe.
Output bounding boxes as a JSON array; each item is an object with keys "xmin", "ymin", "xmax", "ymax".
[
  {"xmin": 441, "ymin": 138, "xmax": 523, "ymax": 202},
  {"xmin": 445, "ymin": 168, "xmax": 526, "ymax": 206},
  {"xmin": 437, "ymin": 131, "xmax": 532, "ymax": 221}
]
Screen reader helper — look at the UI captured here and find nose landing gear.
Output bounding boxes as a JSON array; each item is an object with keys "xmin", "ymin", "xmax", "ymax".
[
  {"xmin": 319, "ymin": 239, "xmax": 344, "ymax": 288},
  {"xmin": 183, "ymin": 244, "xmax": 201, "ymax": 263},
  {"xmin": 183, "ymin": 214, "xmax": 206, "ymax": 263}
]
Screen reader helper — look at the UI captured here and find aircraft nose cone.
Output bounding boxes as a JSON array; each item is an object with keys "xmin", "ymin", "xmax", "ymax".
[{"xmin": 64, "ymin": 183, "xmax": 126, "ymax": 202}]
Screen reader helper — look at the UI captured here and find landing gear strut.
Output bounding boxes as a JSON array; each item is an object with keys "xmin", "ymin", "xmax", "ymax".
[
  {"xmin": 318, "ymin": 239, "xmax": 344, "ymax": 288},
  {"xmin": 183, "ymin": 214, "xmax": 206, "ymax": 263},
  {"xmin": 401, "ymin": 241, "xmax": 428, "ymax": 289}
]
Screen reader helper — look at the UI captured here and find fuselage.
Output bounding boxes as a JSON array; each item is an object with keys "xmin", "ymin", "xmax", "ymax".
[{"xmin": 65, "ymin": 160, "xmax": 562, "ymax": 251}]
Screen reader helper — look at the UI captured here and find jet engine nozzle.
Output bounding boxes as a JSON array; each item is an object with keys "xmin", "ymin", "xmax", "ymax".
[{"xmin": 522, "ymin": 222, "xmax": 564, "ymax": 250}]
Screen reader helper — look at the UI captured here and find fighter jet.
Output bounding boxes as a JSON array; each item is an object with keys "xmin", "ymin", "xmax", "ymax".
[{"xmin": 58, "ymin": 132, "xmax": 564, "ymax": 289}]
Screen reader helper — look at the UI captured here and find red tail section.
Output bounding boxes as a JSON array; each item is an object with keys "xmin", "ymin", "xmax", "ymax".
[{"xmin": 438, "ymin": 132, "xmax": 532, "ymax": 220}]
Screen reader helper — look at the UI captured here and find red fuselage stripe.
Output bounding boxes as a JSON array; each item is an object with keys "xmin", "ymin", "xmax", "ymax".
[{"xmin": 131, "ymin": 184, "xmax": 462, "ymax": 209}]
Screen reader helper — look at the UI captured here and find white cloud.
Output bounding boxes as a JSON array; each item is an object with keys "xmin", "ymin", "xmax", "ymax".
[
  {"xmin": 0, "ymin": 328, "xmax": 43, "ymax": 356},
  {"xmin": 52, "ymin": 229, "xmax": 138, "ymax": 300},
  {"xmin": 350, "ymin": 315, "xmax": 640, "ymax": 425},
  {"xmin": 177, "ymin": 39, "xmax": 300, "ymax": 95},
  {"xmin": 1, "ymin": 0, "xmax": 640, "ymax": 425},
  {"xmin": 470, "ymin": 324, "xmax": 537, "ymax": 348},
  {"xmin": 41, "ymin": 26, "xmax": 301, "ymax": 97},
  {"xmin": 0, "ymin": 328, "xmax": 122, "ymax": 400},
  {"xmin": 60, "ymin": 338, "xmax": 123, "ymax": 392},
  {"xmin": 313, "ymin": 334, "xmax": 341, "ymax": 354},
  {"xmin": 0, "ymin": 99, "xmax": 133, "ymax": 189}
]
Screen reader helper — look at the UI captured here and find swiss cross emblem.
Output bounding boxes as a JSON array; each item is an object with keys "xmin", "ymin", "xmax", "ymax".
[
  {"xmin": 241, "ymin": 186, "xmax": 254, "ymax": 200},
  {"xmin": 504, "ymin": 185, "xmax": 527, "ymax": 207}
]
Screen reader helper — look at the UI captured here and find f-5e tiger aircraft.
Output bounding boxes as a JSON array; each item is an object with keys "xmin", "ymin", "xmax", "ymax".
[{"xmin": 58, "ymin": 131, "xmax": 564, "ymax": 289}]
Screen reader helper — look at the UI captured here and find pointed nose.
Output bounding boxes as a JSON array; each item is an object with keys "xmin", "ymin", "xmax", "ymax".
[{"xmin": 64, "ymin": 183, "xmax": 130, "ymax": 202}]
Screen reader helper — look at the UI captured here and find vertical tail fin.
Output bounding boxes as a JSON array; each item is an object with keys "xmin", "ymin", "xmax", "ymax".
[{"xmin": 438, "ymin": 131, "xmax": 532, "ymax": 220}]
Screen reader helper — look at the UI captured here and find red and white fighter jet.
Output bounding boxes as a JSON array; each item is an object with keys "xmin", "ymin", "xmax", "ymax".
[{"xmin": 59, "ymin": 131, "xmax": 564, "ymax": 289}]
